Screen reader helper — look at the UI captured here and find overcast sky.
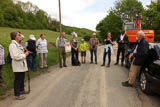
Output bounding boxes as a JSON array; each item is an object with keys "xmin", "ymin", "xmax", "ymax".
[{"xmin": 18, "ymin": 0, "xmax": 151, "ymax": 31}]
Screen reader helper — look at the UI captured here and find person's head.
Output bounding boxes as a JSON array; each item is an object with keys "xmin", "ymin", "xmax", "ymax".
[
  {"xmin": 10, "ymin": 31, "xmax": 22, "ymax": 42},
  {"xmin": 92, "ymin": 33, "xmax": 96, "ymax": 38},
  {"xmin": 72, "ymin": 32, "xmax": 77, "ymax": 39},
  {"xmin": 81, "ymin": 39, "xmax": 85, "ymax": 43},
  {"xmin": 136, "ymin": 31, "xmax": 145, "ymax": 41},
  {"xmin": 107, "ymin": 32, "xmax": 111, "ymax": 38},
  {"xmin": 29, "ymin": 34, "xmax": 36, "ymax": 41},
  {"xmin": 40, "ymin": 34, "xmax": 45, "ymax": 40},
  {"xmin": 61, "ymin": 32, "xmax": 66, "ymax": 38}
]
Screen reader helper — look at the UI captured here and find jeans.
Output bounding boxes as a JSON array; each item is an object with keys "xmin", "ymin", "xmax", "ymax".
[
  {"xmin": 14, "ymin": 72, "xmax": 25, "ymax": 96},
  {"xmin": 103, "ymin": 48, "xmax": 111, "ymax": 65},
  {"xmin": 27, "ymin": 55, "xmax": 36, "ymax": 71},
  {"xmin": 90, "ymin": 49, "xmax": 97, "ymax": 63},
  {"xmin": 116, "ymin": 48, "xmax": 125, "ymax": 63}
]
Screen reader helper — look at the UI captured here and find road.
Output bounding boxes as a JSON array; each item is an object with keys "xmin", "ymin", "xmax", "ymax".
[{"xmin": 0, "ymin": 46, "xmax": 160, "ymax": 107}]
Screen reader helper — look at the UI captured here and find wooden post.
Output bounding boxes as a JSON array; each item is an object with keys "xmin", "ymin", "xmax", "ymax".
[{"xmin": 58, "ymin": 0, "xmax": 62, "ymax": 36}]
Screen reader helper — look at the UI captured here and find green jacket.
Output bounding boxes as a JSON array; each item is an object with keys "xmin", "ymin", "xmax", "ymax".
[{"xmin": 80, "ymin": 42, "xmax": 88, "ymax": 52}]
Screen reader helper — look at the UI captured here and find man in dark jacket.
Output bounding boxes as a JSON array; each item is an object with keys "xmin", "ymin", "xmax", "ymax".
[
  {"xmin": 122, "ymin": 31, "xmax": 149, "ymax": 87},
  {"xmin": 115, "ymin": 31, "xmax": 128, "ymax": 66}
]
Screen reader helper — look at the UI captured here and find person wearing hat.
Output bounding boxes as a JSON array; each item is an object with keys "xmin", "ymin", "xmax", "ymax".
[
  {"xmin": 9, "ymin": 31, "xmax": 29, "ymax": 100},
  {"xmin": 36, "ymin": 34, "xmax": 48, "ymax": 69},
  {"xmin": 70, "ymin": 32, "xmax": 80, "ymax": 66},
  {"xmin": 25, "ymin": 34, "xmax": 37, "ymax": 71},
  {"xmin": 80, "ymin": 39, "xmax": 88, "ymax": 64},
  {"xmin": 89, "ymin": 33, "xmax": 99, "ymax": 64}
]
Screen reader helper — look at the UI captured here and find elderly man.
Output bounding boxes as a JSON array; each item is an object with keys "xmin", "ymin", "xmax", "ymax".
[
  {"xmin": 58, "ymin": 32, "xmax": 67, "ymax": 68},
  {"xmin": 122, "ymin": 31, "xmax": 149, "ymax": 87},
  {"xmin": 89, "ymin": 33, "xmax": 99, "ymax": 64}
]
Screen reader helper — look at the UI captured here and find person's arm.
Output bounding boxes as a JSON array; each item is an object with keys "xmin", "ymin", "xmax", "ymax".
[{"xmin": 123, "ymin": 35, "xmax": 129, "ymax": 44}]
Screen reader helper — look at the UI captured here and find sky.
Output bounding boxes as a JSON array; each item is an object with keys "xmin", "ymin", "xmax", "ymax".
[{"xmin": 18, "ymin": 0, "xmax": 151, "ymax": 31}]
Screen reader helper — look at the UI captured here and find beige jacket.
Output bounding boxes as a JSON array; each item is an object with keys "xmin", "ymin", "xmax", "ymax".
[{"xmin": 9, "ymin": 40, "xmax": 28, "ymax": 72}]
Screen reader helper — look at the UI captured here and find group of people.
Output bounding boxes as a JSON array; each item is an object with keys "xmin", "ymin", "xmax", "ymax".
[{"xmin": 0, "ymin": 31, "xmax": 48, "ymax": 100}]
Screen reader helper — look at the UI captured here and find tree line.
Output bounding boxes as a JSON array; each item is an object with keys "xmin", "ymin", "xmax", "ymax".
[
  {"xmin": 0, "ymin": 0, "xmax": 94, "ymax": 40},
  {"xmin": 96, "ymin": 0, "xmax": 160, "ymax": 42}
]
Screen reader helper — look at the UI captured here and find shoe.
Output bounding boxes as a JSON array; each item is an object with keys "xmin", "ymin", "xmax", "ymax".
[
  {"xmin": 95, "ymin": 62, "xmax": 97, "ymax": 64},
  {"xmin": 90, "ymin": 62, "xmax": 93, "ymax": 64},
  {"xmin": 20, "ymin": 91, "xmax": 29, "ymax": 95},
  {"xmin": 63, "ymin": 65, "xmax": 67, "ymax": 67},
  {"xmin": 114, "ymin": 62, "xmax": 118, "ymax": 65},
  {"xmin": 122, "ymin": 81, "xmax": 133, "ymax": 87},
  {"xmin": 121, "ymin": 63, "xmax": 124, "ymax": 66},
  {"xmin": 60, "ymin": 66, "xmax": 62, "ymax": 68},
  {"xmin": 15, "ymin": 95, "xmax": 25, "ymax": 100},
  {"xmin": 0, "ymin": 83, "xmax": 6, "ymax": 87},
  {"xmin": 106, "ymin": 64, "xmax": 110, "ymax": 67},
  {"xmin": 101, "ymin": 64, "xmax": 105, "ymax": 66}
]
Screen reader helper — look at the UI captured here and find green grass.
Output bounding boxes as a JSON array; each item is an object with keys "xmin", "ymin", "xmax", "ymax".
[{"xmin": 0, "ymin": 27, "xmax": 81, "ymax": 98}]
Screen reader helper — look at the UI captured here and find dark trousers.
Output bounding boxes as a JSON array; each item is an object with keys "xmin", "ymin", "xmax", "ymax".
[
  {"xmin": 27, "ymin": 55, "xmax": 36, "ymax": 71},
  {"xmin": 90, "ymin": 49, "xmax": 97, "ymax": 63},
  {"xmin": 116, "ymin": 48, "xmax": 125, "ymax": 63},
  {"xmin": 0, "ymin": 65, "xmax": 3, "ymax": 83},
  {"xmin": 71, "ymin": 48, "xmax": 79, "ymax": 65},
  {"xmin": 103, "ymin": 49, "xmax": 111, "ymax": 65},
  {"xmin": 58, "ymin": 47, "xmax": 66, "ymax": 66},
  {"xmin": 14, "ymin": 72, "xmax": 25, "ymax": 96}
]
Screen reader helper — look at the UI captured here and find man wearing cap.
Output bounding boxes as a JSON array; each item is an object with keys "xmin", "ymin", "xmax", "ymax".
[
  {"xmin": 25, "ymin": 35, "xmax": 37, "ymax": 71},
  {"xmin": 89, "ymin": 33, "xmax": 99, "ymax": 64},
  {"xmin": 80, "ymin": 39, "xmax": 88, "ymax": 64},
  {"xmin": 58, "ymin": 32, "xmax": 67, "ymax": 68}
]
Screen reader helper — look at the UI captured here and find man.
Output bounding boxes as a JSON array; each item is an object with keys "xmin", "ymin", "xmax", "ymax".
[
  {"xmin": 115, "ymin": 31, "xmax": 128, "ymax": 66},
  {"xmin": 57, "ymin": 32, "xmax": 67, "ymax": 68},
  {"xmin": 122, "ymin": 31, "xmax": 149, "ymax": 87},
  {"xmin": 89, "ymin": 33, "xmax": 99, "ymax": 64}
]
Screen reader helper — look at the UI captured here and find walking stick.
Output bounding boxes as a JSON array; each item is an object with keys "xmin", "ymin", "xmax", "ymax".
[{"xmin": 27, "ymin": 70, "xmax": 31, "ymax": 93}]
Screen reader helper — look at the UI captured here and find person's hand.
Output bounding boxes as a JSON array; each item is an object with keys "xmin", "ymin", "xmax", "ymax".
[
  {"xmin": 129, "ymin": 53, "xmax": 134, "ymax": 59},
  {"xmin": 25, "ymin": 51, "xmax": 29, "ymax": 56},
  {"xmin": 104, "ymin": 39, "xmax": 107, "ymax": 42}
]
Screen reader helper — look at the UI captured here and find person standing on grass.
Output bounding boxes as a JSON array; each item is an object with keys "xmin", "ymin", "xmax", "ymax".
[
  {"xmin": 89, "ymin": 33, "xmax": 99, "ymax": 64},
  {"xmin": 80, "ymin": 39, "xmax": 88, "ymax": 64},
  {"xmin": 101, "ymin": 32, "xmax": 114, "ymax": 67},
  {"xmin": 70, "ymin": 32, "xmax": 80, "ymax": 66},
  {"xmin": 25, "ymin": 35, "xmax": 37, "ymax": 71},
  {"xmin": 36, "ymin": 34, "xmax": 48, "ymax": 69},
  {"xmin": 9, "ymin": 31, "xmax": 29, "ymax": 100},
  {"xmin": 0, "ymin": 44, "xmax": 6, "ymax": 87},
  {"xmin": 57, "ymin": 32, "xmax": 67, "ymax": 68}
]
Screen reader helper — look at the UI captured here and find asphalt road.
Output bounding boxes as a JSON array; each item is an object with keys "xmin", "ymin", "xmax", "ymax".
[{"xmin": 0, "ymin": 46, "xmax": 160, "ymax": 107}]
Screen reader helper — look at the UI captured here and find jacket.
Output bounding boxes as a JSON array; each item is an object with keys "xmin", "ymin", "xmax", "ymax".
[
  {"xmin": 80, "ymin": 42, "xmax": 88, "ymax": 52},
  {"xmin": 117, "ymin": 34, "xmax": 128, "ymax": 49},
  {"xmin": 0, "ymin": 44, "xmax": 5, "ymax": 65},
  {"xmin": 9, "ymin": 40, "xmax": 28, "ymax": 72},
  {"xmin": 89, "ymin": 38, "xmax": 99, "ymax": 50},
  {"xmin": 133, "ymin": 38, "xmax": 149, "ymax": 66}
]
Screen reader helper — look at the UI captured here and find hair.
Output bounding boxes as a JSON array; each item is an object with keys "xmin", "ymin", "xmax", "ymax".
[
  {"xmin": 137, "ymin": 31, "xmax": 145, "ymax": 37},
  {"xmin": 40, "ymin": 34, "xmax": 45, "ymax": 37},
  {"xmin": 122, "ymin": 31, "xmax": 125, "ymax": 35},
  {"xmin": 10, "ymin": 31, "xmax": 18, "ymax": 40}
]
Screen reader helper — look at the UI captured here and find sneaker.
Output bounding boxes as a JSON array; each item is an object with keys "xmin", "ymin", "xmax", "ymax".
[
  {"xmin": 15, "ymin": 95, "xmax": 26, "ymax": 100},
  {"xmin": 122, "ymin": 81, "xmax": 133, "ymax": 87},
  {"xmin": 0, "ymin": 83, "xmax": 6, "ymax": 87}
]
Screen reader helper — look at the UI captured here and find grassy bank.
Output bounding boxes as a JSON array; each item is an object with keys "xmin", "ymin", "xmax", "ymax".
[{"xmin": 0, "ymin": 27, "xmax": 81, "ymax": 98}]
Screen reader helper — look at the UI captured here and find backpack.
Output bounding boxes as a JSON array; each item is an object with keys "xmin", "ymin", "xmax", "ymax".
[{"xmin": 6, "ymin": 51, "xmax": 12, "ymax": 64}]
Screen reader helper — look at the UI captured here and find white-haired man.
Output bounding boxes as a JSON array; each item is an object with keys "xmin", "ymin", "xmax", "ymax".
[{"xmin": 122, "ymin": 31, "xmax": 149, "ymax": 87}]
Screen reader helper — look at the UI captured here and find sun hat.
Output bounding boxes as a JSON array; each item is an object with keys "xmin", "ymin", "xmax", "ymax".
[
  {"xmin": 71, "ymin": 32, "xmax": 78, "ymax": 37},
  {"xmin": 29, "ymin": 34, "xmax": 36, "ymax": 41}
]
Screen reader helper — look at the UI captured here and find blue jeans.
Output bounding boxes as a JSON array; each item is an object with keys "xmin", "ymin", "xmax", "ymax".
[{"xmin": 27, "ymin": 55, "xmax": 36, "ymax": 71}]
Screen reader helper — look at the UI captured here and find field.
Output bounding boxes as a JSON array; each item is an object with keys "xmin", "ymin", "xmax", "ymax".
[{"xmin": 0, "ymin": 27, "xmax": 82, "ymax": 98}]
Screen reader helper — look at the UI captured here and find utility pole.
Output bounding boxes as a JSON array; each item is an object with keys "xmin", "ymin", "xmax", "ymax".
[{"xmin": 58, "ymin": 0, "xmax": 62, "ymax": 36}]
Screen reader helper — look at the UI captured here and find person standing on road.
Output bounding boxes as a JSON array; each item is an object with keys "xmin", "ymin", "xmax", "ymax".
[
  {"xmin": 36, "ymin": 34, "xmax": 48, "ymax": 69},
  {"xmin": 0, "ymin": 44, "xmax": 6, "ymax": 87},
  {"xmin": 25, "ymin": 35, "xmax": 37, "ymax": 71},
  {"xmin": 115, "ymin": 31, "xmax": 128, "ymax": 66},
  {"xmin": 89, "ymin": 33, "xmax": 99, "ymax": 64},
  {"xmin": 101, "ymin": 32, "xmax": 114, "ymax": 67},
  {"xmin": 122, "ymin": 31, "xmax": 149, "ymax": 87},
  {"xmin": 9, "ymin": 31, "xmax": 29, "ymax": 100},
  {"xmin": 80, "ymin": 39, "xmax": 88, "ymax": 64},
  {"xmin": 70, "ymin": 32, "xmax": 80, "ymax": 66},
  {"xmin": 57, "ymin": 32, "xmax": 67, "ymax": 68}
]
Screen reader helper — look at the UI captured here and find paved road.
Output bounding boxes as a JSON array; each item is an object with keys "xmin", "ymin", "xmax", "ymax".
[{"xmin": 0, "ymin": 46, "xmax": 160, "ymax": 107}]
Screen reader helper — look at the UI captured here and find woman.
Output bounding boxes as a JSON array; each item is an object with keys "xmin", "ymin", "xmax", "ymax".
[
  {"xmin": 70, "ymin": 32, "xmax": 80, "ymax": 66},
  {"xmin": 0, "ymin": 44, "xmax": 6, "ymax": 87},
  {"xmin": 101, "ymin": 32, "xmax": 114, "ymax": 67},
  {"xmin": 9, "ymin": 31, "xmax": 29, "ymax": 100},
  {"xmin": 36, "ymin": 34, "xmax": 48, "ymax": 69},
  {"xmin": 25, "ymin": 34, "xmax": 37, "ymax": 71}
]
